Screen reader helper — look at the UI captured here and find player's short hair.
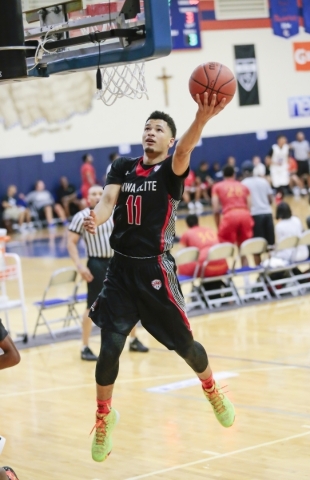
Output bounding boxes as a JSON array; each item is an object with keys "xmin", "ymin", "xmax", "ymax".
[
  {"xmin": 109, "ymin": 152, "xmax": 118, "ymax": 162},
  {"xmin": 146, "ymin": 111, "xmax": 177, "ymax": 138},
  {"xmin": 277, "ymin": 134, "xmax": 286, "ymax": 141},
  {"xmin": 276, "ymin": 202, "xmax": 292, "ymax": 220},
  {"xmin": 223, "ymin": 165, "xmax": 234, "ymax": 178},
  {"xmin": 186, "ymin": 214, "xmax": 199, "ymax": 228},
  {"xmin": 82, "ymin": 153, "xmax": 90, "ymax": 163}
]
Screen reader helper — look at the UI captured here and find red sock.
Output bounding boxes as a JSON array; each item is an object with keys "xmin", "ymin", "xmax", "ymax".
[
  {"xmin": 97, "ymin": 397, "xmax": 112, "ymax": 415},
  {"xmin": 200, "ymin": 374, "xmax": 215, "ymax": 391}
]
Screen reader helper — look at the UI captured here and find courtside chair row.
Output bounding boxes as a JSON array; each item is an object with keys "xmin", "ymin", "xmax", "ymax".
[{"xmin": 176, "ymin": 231, "xmax": 310, "ymax": 313}]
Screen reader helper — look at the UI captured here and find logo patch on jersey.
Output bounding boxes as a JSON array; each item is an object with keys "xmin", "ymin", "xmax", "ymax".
[
  {"xmin": 125, "ymin": 171, "xmax": 130, "ymax": 175},
  {"xmin": 151, "ymin": 279, "xmax": 162, "ymax": 290},
  {"xmin": 154, "ymin": 165, "xmax": 161, "ymax": 172}
]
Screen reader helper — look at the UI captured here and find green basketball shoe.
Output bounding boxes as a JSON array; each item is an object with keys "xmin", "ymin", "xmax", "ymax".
[
  {"xmin": 90, "ymin": 407, "xmax": 120, "ymax": 462},
  {"xmin": 203, "ymin": 383, "xmax": 235, "ymax": 428}
]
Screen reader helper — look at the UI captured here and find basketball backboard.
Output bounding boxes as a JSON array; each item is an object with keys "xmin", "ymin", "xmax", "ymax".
[{"xmin": 0, "ymin": 0, "xmax": 171, "ymax": 83}]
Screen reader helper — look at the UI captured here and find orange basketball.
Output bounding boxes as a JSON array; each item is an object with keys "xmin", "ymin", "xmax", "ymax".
[{"xmin": 189, "ymin": 62, "xmax": 236, "ymax": 106}]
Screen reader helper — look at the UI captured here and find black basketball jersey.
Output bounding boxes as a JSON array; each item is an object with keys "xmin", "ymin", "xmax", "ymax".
[{"xmin": 106, "ymin": 155, "xmax": 188, "ymax": 257}]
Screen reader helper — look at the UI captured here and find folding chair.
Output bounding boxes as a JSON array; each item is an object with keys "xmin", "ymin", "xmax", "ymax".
[
  {"xmin": 263, "ymin": 235, "xmax": 299, "ymax": 298},
  {"xmin": 289, "ymin": 230, "xmax": 310, "ymax": 294},
  {"xmin": 199, "ymin": 243, "xmax": 241, "ymax": 309},
  {"xmin": 232, "ymin": 238, "xmax": 271, "ymax": 303},
  {"xmin": 175, "ymin": 247, "xmax": 205, "ymax": 312},
  {"xmin": 33, "ymin": 267, "xmax": 80, "ymax": 339}
]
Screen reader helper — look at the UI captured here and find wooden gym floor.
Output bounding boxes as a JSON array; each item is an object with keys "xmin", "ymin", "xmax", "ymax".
[{"xmin": 1, "ymin": 198, "xmax": 310, "ymax": 479}]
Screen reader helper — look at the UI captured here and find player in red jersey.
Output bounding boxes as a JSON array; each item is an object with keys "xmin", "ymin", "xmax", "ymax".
[
  {"xmin": 179, "ymin": 214, "xmax": 227, "ymax": 277},
  {"xmin": 80, "ymin": 153, "xmax": 97, "ymax": 199},
  {"xmin": 84, "ymin": 93, "xmax": 235, "ymax": 463},
  {"xmin": 212, "ymin": 165, "xmax": 253, "ymax": 265}
]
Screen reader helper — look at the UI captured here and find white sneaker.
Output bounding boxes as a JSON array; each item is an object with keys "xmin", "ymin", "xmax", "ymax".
[
  {"xmin": 188, "ymin": 201, "xmax": 195, "ymax": 211},
  {"xmin": 301, "ymin": 188, "xmax": 307, "ymax": 195},
  {"xmin": 195, "ymin": 201, "xmax": 204, "ymax": 211}
]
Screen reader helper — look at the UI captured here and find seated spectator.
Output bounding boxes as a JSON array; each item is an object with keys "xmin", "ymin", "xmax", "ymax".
[
  {"xmin": 253, "ymin": 156, "xmax": 266, "ymax": 177},
  {"xmin": 1, "ymin": 185, "xmax": 31, "ymax": 232},
  {"xmin": 288, "ymin": 157, "xmax": 302, "ymax": 199},
  {"xmin": 56, "ymin": 176, "xmax": 81, "ymax": 217},
  {"xmin": 25, "ymin": 180, "xmax": 67, "ymax": 227},
  {"xmin": 273, "ymin": 202, "xmax": 308, "ymax": 263},
  {"xmin": 195, "ymin": 161, "xmax": 212, "ymax": 202},
  {"xmin": 182, "ymin": 170, "xmax": 203, "ymax": 212},
  {"xmin": 178, "ymin": 214, "xmax": 228, "ymax": 278},
  {"xmin": 227, "ymin": 156, "xmax": 240, "ymax": 178},
  {"xmin": 209, "ymin": 161, "xmax": 224, "ymax": 183}
]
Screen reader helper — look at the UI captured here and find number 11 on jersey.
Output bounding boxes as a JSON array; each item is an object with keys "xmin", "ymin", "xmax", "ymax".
[{"xmin": 126, "ymin": 195, "xmax": 142, "ymax": 225}]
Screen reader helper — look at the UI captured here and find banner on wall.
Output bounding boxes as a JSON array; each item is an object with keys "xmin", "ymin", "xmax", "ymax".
[
  {"xmin": 288, "ymin": 97, "xmax": 310, "ymax": 117},
  {"xmin": 303, "ymin": 0, "xmax": 310, "ymax": 34},
  {"xmin": 270, "ymin": 0, "xmax": 299, "ymax": 38},
  {"xmin": 234, "ymin": 45, "xmax": 260, "ymax": 107},
  {"xmin": 293, "ymin": 42, "xmax": 310, "ymax": 71}
]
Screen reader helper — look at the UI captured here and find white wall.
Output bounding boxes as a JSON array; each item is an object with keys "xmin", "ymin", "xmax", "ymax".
[{"xmin": 1, "ymin": 26, "xmax": 310, "ymax": 158}]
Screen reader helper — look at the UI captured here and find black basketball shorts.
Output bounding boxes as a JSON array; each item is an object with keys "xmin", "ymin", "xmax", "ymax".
[
  {"xmin": 87, "ymin": 257, "xmax": 111, "ymax": 308},
  {"xmin": 296, "ymin": 160, "xmax": 309, "ymax": 177},
  {"xmin": 252, "ymin": 213, "xmax": 275, "ymax": 246},
  {"xmin": 89, "ymin": 251, "xmax": 193, "ymax": 351}
]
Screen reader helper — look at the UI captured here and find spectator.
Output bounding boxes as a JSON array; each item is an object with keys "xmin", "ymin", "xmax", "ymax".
[
  {"xmin": 195, "ymin": 161, "xmax": 212, "ymax": 202},
  {"xmin": 212, "ymin": 165, "xmax": 253, "ymax": 266},
  {"xmin": 227, "ymin": 156, "xmax": 240, "ymax": 178},
  {"xmin": 1, "ymin": 185, "xmax": 31, "ymax": 232},
  {"xmin": 56, "ymin": 176, "xmax": 81, "ymax": 217},
  {"xmin": 25, "ymin": 180, "xmax": 67, "ymax": 227},
  {"xmin": 105, "ymin": 152, "xmax": 119, "ymax": 183},
  {"xmin": 241, "ymin": 161, "xmax": 275, "ymax": 265},
  {"xmin": 209, "ymin": 161, "xmax": 224, "ymax": 183},
  {"xmin": 289, "ymin": 131, "xmax": 310, "ymax": 195},
  {"xmin": 81, "ymin": 153, "xmax": 97, "ymax": 199},
  {"xmin": 178, "ymin": 214, "xmax": 228, "ymax": 277},
  {"xmin": 253, "ymin": 156, "xmax": 266, "ymax": 177},
  {"xmin": 182, "ymin": 170, "xmax": 203, "ymax": 211},
  {"xmin": 273, "ymin": 202, "xmax": 308, "ymax": 263},
  {"xmin": 264, "ymin": 155, "xmax": 272, "ymax": 185},
  {"xmin": 266, "ymin": 135, "xmax": 290, "ymax": 201}
]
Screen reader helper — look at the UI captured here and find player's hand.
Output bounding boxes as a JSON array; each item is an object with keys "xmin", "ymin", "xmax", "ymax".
[
  {"xmin": 195, "ymin": 92, "xmax": 226, "ymax": 122},
  {"xmin": 84, "ymin": 210, "xmax": 97, "ymax": 235},
  {"xmin": 77, "ymin": 265, "xmax": 94, "ymax": 282}
]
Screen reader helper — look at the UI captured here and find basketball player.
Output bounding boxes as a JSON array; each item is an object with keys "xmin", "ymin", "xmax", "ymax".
[
  {"xmin": 84, "ymin": 93, "xmax": 235, "ymax": 463},
  {"xmin": 0, "ymin": 319, "xmax": 20, "ymax": 370},
  {"xmin": 0, "ymin": 467, "xmax": 19, "ymax": 480},
  {"xmin": 267, "ymin": 135, "xmax": 290, "ymax": 201},
  {"xmin": 68, "ymin": 185, "xmax": 148, "ymax": 360},
  {"xmin": 0, "ymin": 320, "xmax": 20, "ymax": 479},
  {"xmin": 212, "ymin": 165, "xmax": 253, "ymax": 266}
]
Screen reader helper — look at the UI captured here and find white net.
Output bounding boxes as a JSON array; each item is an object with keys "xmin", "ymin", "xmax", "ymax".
[{"xmin": 97, "ymin": 61, "xmax": 148, "ymax": 106}]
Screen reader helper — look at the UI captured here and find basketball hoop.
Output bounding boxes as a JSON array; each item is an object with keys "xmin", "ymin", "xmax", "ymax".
[{"xmin": 96, "ymin": 61, "xmax": 148, "ymax": 106}]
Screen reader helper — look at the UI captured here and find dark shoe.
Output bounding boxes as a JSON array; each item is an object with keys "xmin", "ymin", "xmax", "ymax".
[
  {"xmin": 129, "ymin": 338, "xmax": 149, "ymax": 353},
  {"xmin": 81, "ymin": 346, "xmax": 98, "ymax": 361}
]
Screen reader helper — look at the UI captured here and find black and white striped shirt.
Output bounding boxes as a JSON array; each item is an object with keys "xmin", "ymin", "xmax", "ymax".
[{"xmin": 69, "ymin": 208, "xmax": 113, "ymax": 258}]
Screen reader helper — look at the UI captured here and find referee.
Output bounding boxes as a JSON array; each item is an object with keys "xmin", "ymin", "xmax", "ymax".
[{"xmin": 67, "ymin": 185, "xmax": 148, "ymax": 361}]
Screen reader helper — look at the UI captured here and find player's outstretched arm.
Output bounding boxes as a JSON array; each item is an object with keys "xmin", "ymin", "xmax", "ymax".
[
  {"xmin": 172, "ymin": 92, "xmax": 226, "ymax": 176},
  {"xmin": 84, "ymin": 184, "xmax": 121, "ymax": 234},
  {"xmin": 0, "ymin": 335, "xmax": 21, "ymax": 370}
]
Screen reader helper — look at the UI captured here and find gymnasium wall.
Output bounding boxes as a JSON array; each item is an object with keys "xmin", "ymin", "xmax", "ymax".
[{"xmin": 0, "ymin": 21, "xmax": 310, "ymax": 196}]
